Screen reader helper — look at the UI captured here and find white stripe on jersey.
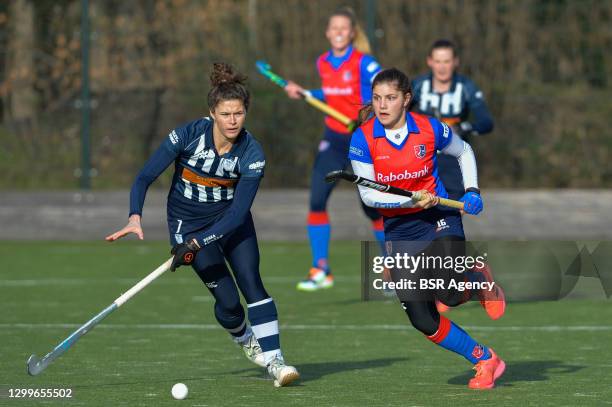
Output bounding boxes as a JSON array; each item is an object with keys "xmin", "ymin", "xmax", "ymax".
[
  {"xmin": 226, "ymin": 188, "xmax": 234, "ymax": 200},
  {"xmin": 197, "ymin": 185, "xmax": 208, "ymax": 202},
  {"xmin": 183, "ymin": 179, "xmax": 192, "ymax": 199},
  {"xmin": 212, "ymin": 187, "xmax": 221, "ymax": 201},
  {"xmin": 419, "ymin": 80, "xmax": 439, "ymax": 112},
  {"xmin": 187, "ymin": 136, "xmax": 206, "ymax": 166},
  {"xmin": 441, "ymin": 82, "xmax": 463, "ymax": 115},
  {"xmin": 202, "ymin": 153, "xmax": 215, "ymax": 173},
  {"xmin": 215, "ymin": 162, "xmax": 225, "ymax": 176}
]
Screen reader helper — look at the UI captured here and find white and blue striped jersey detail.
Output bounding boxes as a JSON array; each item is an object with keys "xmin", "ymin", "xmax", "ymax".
[{"xmin": 167, "ymin": 117, "xmax": 264, "ymax": 204}]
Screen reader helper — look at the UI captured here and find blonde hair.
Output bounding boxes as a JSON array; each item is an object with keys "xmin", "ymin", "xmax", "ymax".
[{"xmin": 330, "ymin": 6, "xmax": 372, "ymax": 55}]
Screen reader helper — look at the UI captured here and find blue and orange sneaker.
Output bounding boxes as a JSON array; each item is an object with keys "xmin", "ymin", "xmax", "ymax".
[
  {"xmin": 468, "ymin": 349, "xmax": 506, "ymax": 389},
  {"xmin": 296, "ymin": 267, "xmax": 334, "ymax": 291}
]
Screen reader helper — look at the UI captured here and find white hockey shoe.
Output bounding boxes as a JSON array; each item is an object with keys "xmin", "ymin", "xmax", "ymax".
[
  {"xmin": 267, "ymin": 356, "xmax": 300, "ymax": 387},
  {"xmin": 236, "ymin": 332, "xmax": 266, "ymax": 367}
]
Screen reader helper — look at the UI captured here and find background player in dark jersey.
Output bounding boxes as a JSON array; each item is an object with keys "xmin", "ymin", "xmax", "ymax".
[
  {"xmin": 349, "ymin": 68, "xmax": 505, "ymax": 389},
  {"xmin": 283, "ymin": 7, "xmax": 384, "ymax": 291},
  {"xmin": 106, "ymin": 63, "xmax": 299, "ymax": 388},
  {"xmin": 411, "ymin": 39, "xmax": 494, "ymax": 200}
]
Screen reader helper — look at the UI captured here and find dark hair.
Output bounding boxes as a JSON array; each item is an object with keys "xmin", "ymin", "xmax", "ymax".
[
  {"xmin": 429, "ymin": 39, "xmax": 458, "ymax": 57},
  {"xmin": 358, "ymin": 68, "xmax": 412, "ymax": 125},
  {"xmin": 207, "ymin": 63, "xmax": 250, "ymax": 112},
  {"xmin": 330, "ymin": 6, "xmax": 356, "ymax": 26}
]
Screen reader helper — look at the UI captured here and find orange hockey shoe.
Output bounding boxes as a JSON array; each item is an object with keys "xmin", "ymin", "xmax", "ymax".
[
  {"xmin": 435, "ymin": 299, "xmax": 450, "ymax": 314},
  {"xmin": 468, "ymin": 349, "xmax": 506, "ymax": 390},
  {"xmin": 474, "ymin": 263, "xmax": 506, "ymax": 320}
]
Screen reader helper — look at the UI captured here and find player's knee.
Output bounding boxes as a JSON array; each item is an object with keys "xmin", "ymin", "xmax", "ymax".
[
  {"xmin": 437, "ymin": 290, "xmax": 465, "ymax": 307},
  {"xmin": 309, "ymin": 197, "xmax": 328, "ymax": 212},
  {"xmin": 309, "ymin": 175, "xmax": 333, "ymax": 211},
  {"xmin": 214, "ymin": 300, "xmax": 244, "ymax": 323},
  {"xmin": 402, "ymin": 302, "xmax": 438, "ymax": 336}
]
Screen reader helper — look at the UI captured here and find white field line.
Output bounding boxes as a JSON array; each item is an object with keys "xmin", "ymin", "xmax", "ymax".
[
  {"xmin": 0, "ymin": 276, "xmax": 362, "ymax": 286},
  {"xmin": 1, "ymin": 323, "xmax": 612, "ymax": 332},
  {"xmin": 0, "ymin": 273, "xmax": 551, "ymax": 287}
]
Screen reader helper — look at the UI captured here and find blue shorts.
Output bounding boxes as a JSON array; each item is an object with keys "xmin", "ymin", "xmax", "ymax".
[{"xmin": 383, "ymin": 206, "xmax": 465, "ymax": 243}]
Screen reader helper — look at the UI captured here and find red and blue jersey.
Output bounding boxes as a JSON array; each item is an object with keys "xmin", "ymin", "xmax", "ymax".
[
  {"xmin": 311, "ymin": 45, "xmax": 380, "ymax": 134},
  {"xmin": 348, "ymin": 112, "xmax": 452, "ymax": 217}
]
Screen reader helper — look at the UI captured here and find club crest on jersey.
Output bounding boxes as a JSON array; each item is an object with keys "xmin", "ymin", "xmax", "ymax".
[
  {"xmin": 342, "ymin": 70, "xmax": 352, "ymax": 82},
  {"xmin": 222, "ymin": 157, "xmax": 238, "ymax": 172},
  {"xmin": 414, "ymin": 144, "xmax": 426, "ymax": 159},
  {"xmin": 192, "ymin": 148, "xmax": 216, "ymax": 161}
]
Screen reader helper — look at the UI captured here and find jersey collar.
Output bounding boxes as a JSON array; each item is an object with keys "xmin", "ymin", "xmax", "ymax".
[
  {"xmin": 427, "ymin": 72, "xmax": 459, "ymax": 93},
  {"xmin": 324, "ymin": 45, "xmax": 354, "ymax": 69},
  {"xmin": 373, "ymin": 112, "xmax": 420, "ymax": 138}
]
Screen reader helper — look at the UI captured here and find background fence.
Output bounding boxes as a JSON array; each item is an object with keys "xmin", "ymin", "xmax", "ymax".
[{"xmin": 0, "ymin": 0, "xmax": 610, "ymax": 189}]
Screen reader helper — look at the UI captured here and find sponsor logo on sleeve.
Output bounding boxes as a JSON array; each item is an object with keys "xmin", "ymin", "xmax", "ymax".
[
  {"xmin": 367, "ymin": 61, "xmax": 380, "ymax": 73},
  {"xmin": 441, "ymin": 123, "xmax": 450, "ymax": 138},
  {"xmin": 248, "ymin": 160, "xmax": 265, "ymax": 170},
  {"xmin": 169, "ymin": 130, "xmax": 179, "ymax": 144},
  {"xmin": 349, "ymin": 145, "xmax": 364, "ymax": 157}
]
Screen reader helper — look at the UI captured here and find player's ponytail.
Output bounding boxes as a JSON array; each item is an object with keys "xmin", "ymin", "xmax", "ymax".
[
  {"xmin": 208, "ymin": 62, "xmax": 250, "ymax": 112},
  {"xmin": 330, "ymin": 6, "xmax": 373, "ymax": 55},
  {"xmin": 357, "ymin": 68, "xmax": 413, "ymax": 126},
  {"xmin": 358, "ymin": 104, "xmax": 374, "ymax": 126},
  {"xmin": 352, "ymin": 25, "xmax": 372, "ymax": 55}
]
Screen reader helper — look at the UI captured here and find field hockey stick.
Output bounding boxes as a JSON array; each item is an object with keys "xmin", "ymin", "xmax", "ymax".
[
  {"xmin": 26, "ymin": 257, "xmax": 173, "ymax": 376},
  {"xmin": 255, "ymin": 60, "xmax": 357, "ymax": 132},
  {"xmin": 325, "ymin": 170, "xmax": 465, "ymax": 210}
]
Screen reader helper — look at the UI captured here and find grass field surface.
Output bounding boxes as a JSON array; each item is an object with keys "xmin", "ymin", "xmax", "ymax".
[{"xmin": 1, "ymin": 241, "xmax": 611, "ymax": 406}]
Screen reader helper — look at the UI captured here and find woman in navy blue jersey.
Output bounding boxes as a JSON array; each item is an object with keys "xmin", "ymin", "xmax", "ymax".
[{"xmin": 106, "ymin": 63, "xmax": 299, "ymax": 388}]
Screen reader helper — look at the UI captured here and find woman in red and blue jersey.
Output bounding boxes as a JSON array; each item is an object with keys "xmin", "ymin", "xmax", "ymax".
[
  {"xmin": 106, "ymin": 63, "xmax": 299, "ymax": 387},
  {"xmin": 349, "ymin": 68, "xmax": 506, "ymax": 389},
  {"xmin": 284, "ymin": 7, "xmax": 384, "ymax": 291}
]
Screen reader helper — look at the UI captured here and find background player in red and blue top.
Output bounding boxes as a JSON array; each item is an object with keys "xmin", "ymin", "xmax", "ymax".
[
  {"xmin": 411, "ymin": 39, "xmax": 494, "ymax": 200},
  {"xmin": 283, "ymin": 7, "xmax": 384, "ymax": 291},
  {"xmin": 106, "ymin": 63, "xmax": 299, "ymax": 388},
  {"xmin": 349, "ymin": 68, "xmax": 505, "ymax": 389}
]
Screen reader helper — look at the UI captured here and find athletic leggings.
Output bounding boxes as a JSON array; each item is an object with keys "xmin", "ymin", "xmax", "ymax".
[
  {"xmin": 189, "ymin": 213, "xmax": 269, "ymax": 327},
  {"xmin": 400, "ymin": 235, "xmax": 470, "ymax": 336}
]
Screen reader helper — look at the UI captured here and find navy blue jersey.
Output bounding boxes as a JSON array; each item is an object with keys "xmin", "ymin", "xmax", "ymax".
[
  {"xmin": 166, "ymin": 117, "xmax": 264, "ymax": 202},
  {"xmin": 129, "ymin": 117, "xmax": 265, "ymax": 246},
  {"xmin": 411, "ymin": 73, "xmax": 493, "ymax": 135}
]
